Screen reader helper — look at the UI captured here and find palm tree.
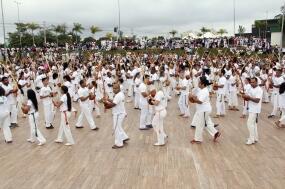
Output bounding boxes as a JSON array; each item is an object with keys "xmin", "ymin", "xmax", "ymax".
[
  {"xmin": 52, "ymin": 24, "xmax": 68, "ymax": 46},
  {"xmin": 238, "ymin": 25, "xmax": 246, "ymax": 36},
  {"xmin": 105, "ymin": 32, "xmax": 113, "ymax": 40},
  {"xmin": 27, "ymin": 22, "xmax": 40, "ymax": 46},
  {"xmin": 200, "ymin": 27, "xmax": 210, "ymax": 37},
  {"xmin": 72, "ymin": 23, "xmax": 84, "ymax": 43},
  {"xmin": 254, "ymin": 21, "xmax": 266, "ymax": 38},
  {"xmin": 169, "ymin": 30, "xmax": 178, "ymax": 38},
  {"xmin": 217, "ymin": 29, "xmax": 228, "ymax": 37},
  {"xmin": 90, "ymin": 25, "xmax": 102, "ymax": 39}
]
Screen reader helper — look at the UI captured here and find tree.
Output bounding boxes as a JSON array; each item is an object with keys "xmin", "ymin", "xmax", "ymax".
[
  {"xmin": 72, "ymin": 23, "xmax": 84, "ymax": 43},
  {"xmin": 200, "ymin": 27, "xmax": 210, "ymax": 37},
  {"xmin": 27, "ymin": 22, "xmax": 40, "ymax": 46},
  {"xmin": 169, "ymin": 30, "xmax": 178, "ymax": 38},
  {"xmin": 90, "ymin": 25, "xmax": 102, "ymax": 39},
  {"xmin": 105, "ymin": 32, "xmax": 113, "ymax": 40},
  {"xmin": 217, "ymin": 29, "xmax": 228, "ymax": 37},
  {"xmin": 238, "ymin": 25, "xmax": 246, "ymax": 36},
  {"xmin": 254, "ymin": 21, "xmax": 266, "ymax": 38}
]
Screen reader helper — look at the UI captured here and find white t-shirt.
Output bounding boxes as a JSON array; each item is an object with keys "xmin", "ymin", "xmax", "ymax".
[
  {"xmin": 18, "ymin": 79, "xmax": 28, "ymax": 95},
  {"xmin": 154, "ymin": 90, "xmax": 166, "ymax": 111},
  {"xmin": 247, "ymin": 86, "xmax": 263, "ymax": 114},
  {"xmin": 112, "ymin": 92, "xmax": 126, "ymax": 115},
  {"xmin": 180, "ymin": 78, "xmax": 189, "ymax": 95},
  {"xmin": 196, "ymin": 87, "xmax": 212, "ymax": 112},
  {"xmin": 39, "ymin": 86, "xmax": 52, "ymax": 105},
  {"xmin": 60, "ymin": 94, "xmax": 68, "ymax": 112},
  {"xmin": 139, "ymin": 83, "xmax": 148, "ymax": 107},
  {"xmin": 272, "ymin": 76, "xmax": 284, "ymax": 93},
  {"xmin": 0, "ymin": 96, "xmax": 10, "ymax": 115},
  {"xmin": 279, "ymin": 93, "xmax": 285, "ymax": 109},
  {"xmin": 217, "ymin": 76, "xmax": 227, "ymax": 95},
  {"xmin": 27, "ymin": 99, "xmax": 36, "ymax": 114},
  {"xmin": 78, "ymin": 87, "xmax": 89, "ymax": 106},
  {"xmin": 2, "ymin": 84, "xmax": 16, "ymax": 105}
]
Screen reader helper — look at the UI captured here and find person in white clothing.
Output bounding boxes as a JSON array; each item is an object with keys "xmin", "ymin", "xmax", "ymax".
[
  {"xmin": 189, "ymin": 76, "xmax": 221, "ymax": 144},
  {"xmin": 40, "ymin": 77, "xmax": 56, "ymax": 129},
  {"xmin": 138, "ymin": 75, "xmax": 153, "ymax": 130},
  {"xmin": 1, "ymin": 77, "xmax": 18, "ymax": 128},
  {"xmin": 242, "ymin": 77, "xmax": 263, "ymax": 145},
  {"xmin": 268, "ymin": 69, "xmax": 284, "ymax": 118},
  {"xmin": 133, "ymin": 72, "xmax": 141, "ymax": 109},
  {"xmin": 149, "ymin": 86, "xmax": 168, "ymax": 146},
  {"xmin": 0, "ymin": 86, "xmax": 13, "ymax": 143},
  {"xmin": 21, "ymin": 89, "xmax": 46, "ymax": 146},
  {"xmin": 103, "ymin": 83, "xmax": 129, "ymax": 149},
  {"xmin": 75, "ymin": 79, "xmax": 99, "ymax": 130},
  {"xmin": 241, "ymin": 78, "xmax": 251, "ymax": 118},
  {"xmin": 275, "ymin": 82, "xmax": 285, "ymax": 128},
  {"xmin": 177, "ymin": 74, "xmax": 190, "ymax": 118},
  {"xmin": 54, "ymin": 86, "xmax": 75, "ymax": 146},
  {"xmin": 214, "ymin": 70, "xmax": 227, "ymax": 118}
]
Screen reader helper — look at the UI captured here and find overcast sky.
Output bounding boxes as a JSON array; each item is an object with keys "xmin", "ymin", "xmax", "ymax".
[{"xmin": 0, "ymin": 0, "xmax": 284, "ymax": 41}]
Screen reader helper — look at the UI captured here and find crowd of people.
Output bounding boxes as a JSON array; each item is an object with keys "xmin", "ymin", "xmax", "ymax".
[{"xmin": 0, "ymin": 47, "xmax": 284, "ymax": 149}]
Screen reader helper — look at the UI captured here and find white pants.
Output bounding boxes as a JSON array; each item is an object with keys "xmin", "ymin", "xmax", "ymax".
[
  {"xmin": 76, "ymin": 104, "xmax": 97, "ymax": 129},
  {"xmin": 134, "ymin": 92, "xmax": 140, "ymax": 108},
  {"xmin": 194, "ymin": 111, "xmax": 218, "ymax": 142},
  {"xmin": 216, "ymin": 94, "xmax": 225, "ymax": 115},
  {"xmin": 152, "ymin": 109, "xmax": 167, "ymax": 145},
  {"xmin": 270, "ymin": 92, "xmax": 279, "ymax": 116},
  {"xmin": 140, "ymin": 106, "xmax": 152, "ymax": 129},
  {"xmin": 113, "ymin": 113, "xmax": 128, "ymax": 147},
  {"xmin": 242, "ymin": 101, "xmax": 249, "ymax": 115},
  {"xmin": 57, "ymin": 112, "xmax": 75, "ymax": 144},
  {"xmin": 228, "ymin": 91, "xmax": 238, "ymax": 107},
  {"xmin": 0, "ymin": 111, "xmax": 12, "ymax": 142},
  {"xmin": 170, "ymin": 77, "xmax": 177, "ymax": 95},
  {"xmin": 9, "ymin": 104, "xmax": 18, "ymax": 124},
  {"xmin": 43, "ymin": 103, "xmax": 55, "ymax": 127},
  {"xmin": 247, "ymin": 113, "xmax": 259, "ymax": 142},
  {"xmin": 28, "ymin": 113, "xmax": 46, "ymax": 143},
  {"xmin": 178, "ymin": 94, "xmax": 190, "ymax": 116},
  {"xmin": 262, "ymin": 87, "xmax": 269, "ymax": 103},
  {"xmin": 127, "ymin": 83, "xmax": 133, "ymax": 98}
]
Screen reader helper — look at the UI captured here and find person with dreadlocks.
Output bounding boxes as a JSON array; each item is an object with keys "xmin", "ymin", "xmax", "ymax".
[
  {"xmin": 21, "ymin": 89, "xmax": 46, "ymax": 146},
  {"xmin": 54, "ymin": 86, "xmax": 75, "ymax": 146}
]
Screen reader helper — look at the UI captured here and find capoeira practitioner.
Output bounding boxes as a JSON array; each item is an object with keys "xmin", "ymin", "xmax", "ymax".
[
  {"xmin": 1, "ymin": 77, "xmax": 18, "ymax": 128},
  {"xmin": 177, "ymin": 73, "xmax": 190, "ymax": 118},
  {"xmin": 228, "ymin": 72, "xmax": 239, "ymax": 111},
  {"xmin": 138, "ymin": 75, "xmax": 153, "ymax": 130},
  {"xmin": 54, "ymin": 86, "xmax": 75, "ymax": 146},
  {"xmin": 214, "ymin": 70, "xmax": 227, "ymax": 118},
  {"xmin": 260, "ymin": 69, "xmax": 269, "ymax": 103},
  {"xmin": 18, "ymin": 72, "xmax": 31, "ymax": 118},
  {"xmin": 75, "ymin": 79, "xmax": 99, "ymax": 130},
  {"xmin": 0, "ymin": 86, "xmax": 13, "ymax": 143},
  {"xmin": 149, "ymin": 86, "xmax": 168, "ymax": 146},
  {"xmin": 39, "ymin": 77, "xmax": 55, "ymax": 129},
  {"xmin": 22, "ymin": 89, "xmax": 46, "ymax": 146},
  {"xmin": 275, "ymin": 82, "xmax": 285, "ymax": 128},
  {"xmin": 105, "ymin": 72, "xmax": 114, "ymax": 100},
  {"xmin": 189, "ymin": 76, "xmax": 221, "ymax": 144},
  {"xmin": 133, "ymin": 72, "xmax": 141, "ymax": 109},
  {"xmin": 241, "ymin": 78, "xmax": 251, "ymax": 118},
  {"xmin": 89, "ymin": 80, "xmax": 101, "ymax": 117},
  {"xmin": 268, "ymin": 69, "xmax": 284, "ymax": 118},
  {"xmin": 103, "ymin": 83, "xmax": 129, "ymax": 149},
  {"xmin": 242, "ymin": 77, "xmax": 263, "ymax": 145}
]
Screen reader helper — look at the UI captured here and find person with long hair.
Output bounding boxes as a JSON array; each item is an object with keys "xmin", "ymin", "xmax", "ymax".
[
  {"xmin": 22, "ymin": 89, "xmax": 46, "ymax": 146},
  {"xmin": 54, "ymin": 86, "xmax": 75, "ymax": 146},
  {"xmin": 189, "ymin": 76, "xmax": 221, "ymax": 144},
  {"xmin": 0, "ymin": 86, "xmax": 13, "ymax": 143},
  {"xmin": 275, "ymin": 82, "xmax": 285, "ymax": 128}
]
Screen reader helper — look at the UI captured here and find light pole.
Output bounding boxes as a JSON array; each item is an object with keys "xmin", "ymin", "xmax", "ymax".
[
  {"xmin": 233, "ymin": 0, "xmax": 236, "ymax": 36},
  {"xmin": 279, "ymin": 3, "xmax": 285, "ymax": 63},
  {"xmin": 0, "ymin": 0, "xmax": 7, "ymax": 61},
  {"xmin": 14, "ymin": 1, "xmax": 22, "ymax": 48},
  {"xmin": 117, "ymin": 0, "xmax": 121, "ymax": 40}
]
